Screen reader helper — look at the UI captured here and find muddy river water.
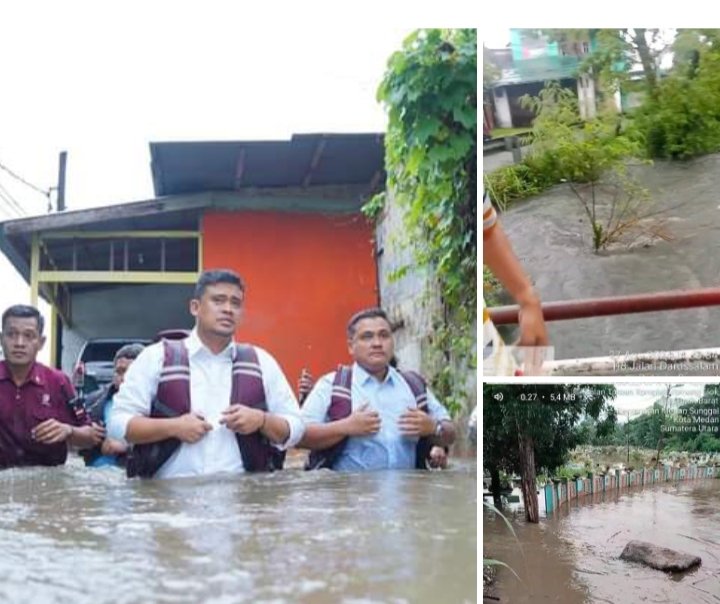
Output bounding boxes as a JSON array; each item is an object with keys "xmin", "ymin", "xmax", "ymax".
[{"xmin": 485, "ymin": 478, "xmax": 720, "ymax": 603}]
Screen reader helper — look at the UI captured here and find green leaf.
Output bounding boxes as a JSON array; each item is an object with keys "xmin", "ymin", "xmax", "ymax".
[
  {"xmin": 453, "ymin": 104, "xmax": 477, "ymax": 129},
  {"xmin": 413, "ymin": 116, "xmax": 442, "ymax": 144},
  {"xmin": 405, "ymin": 146, "xmax": 426, "ymax": 176},
  {"xmin": 426, "ymin": 144, "xmax": 455, "ymax": 163}
]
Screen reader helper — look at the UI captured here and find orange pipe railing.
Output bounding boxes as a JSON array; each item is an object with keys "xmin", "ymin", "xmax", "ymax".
[{"xmin": 489, "ymin": 287, "xmax": 720, "ymax": 325}]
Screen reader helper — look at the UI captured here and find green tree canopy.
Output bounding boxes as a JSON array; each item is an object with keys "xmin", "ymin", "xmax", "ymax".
[
  {"xmin": 483, "ymin": 384, "xmax": 616, "ymax": 522},
  {"xmin": 484, "ymin": 384, "xmax": 617, "ymax": 475}
]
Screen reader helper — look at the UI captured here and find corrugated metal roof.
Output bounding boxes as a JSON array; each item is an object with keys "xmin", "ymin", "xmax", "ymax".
[{"xmin": 150, "ymin": 133, "xmax": 386, "ymax": 196}]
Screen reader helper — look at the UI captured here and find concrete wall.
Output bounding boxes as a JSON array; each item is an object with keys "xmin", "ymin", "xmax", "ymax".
[
  {"xmin": 60, "ymin": 283, "xmax": 194, "ymax": 374},
  {"xmin": 375, "ymin": 193, "xmax": 437, "ymax": 374},
  {"xmin": 375, "ymin": 192, "xmax": 477, "ymax": 437}
]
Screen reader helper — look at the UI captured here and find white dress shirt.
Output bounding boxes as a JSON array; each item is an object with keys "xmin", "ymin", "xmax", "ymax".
[{"xmin": 108, "ymin": 329, "xmax": 304, "ymax": 478}]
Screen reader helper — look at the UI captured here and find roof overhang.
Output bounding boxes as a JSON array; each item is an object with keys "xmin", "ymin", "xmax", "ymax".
[{"xmin": 150, "ymin": 132, "xmax": 385, "ymax": 196}]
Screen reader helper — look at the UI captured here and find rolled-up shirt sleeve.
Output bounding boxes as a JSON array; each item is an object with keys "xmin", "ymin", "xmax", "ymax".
[
  {"xmin": 256, "ymin": 347, "xmax": 305, "ymax": 449},
  {"xmin": 107, "ymin": 344, "xmax": 162, "ymax": 442}
]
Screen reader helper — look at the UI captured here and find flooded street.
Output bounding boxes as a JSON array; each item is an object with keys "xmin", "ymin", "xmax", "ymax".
[
  {"xmin": 484, "ymin": 479, "xmax": 720, "ymax": 603},
  {"xmin": 0, "ymin": 457, "xmax": 476, "ymax": 604}
]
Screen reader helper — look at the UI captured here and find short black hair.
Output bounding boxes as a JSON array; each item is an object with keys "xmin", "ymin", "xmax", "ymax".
[
  {"xmin": 347, "ymin": 307, "xmax": 391, "ymax": 338},
  {"xmin": 194, "ymin": 269, "xmax": 245, "ymax": 299},
  {"xmin": 2, "ymin": 304, "xmax": 44, "ymax": 335},
  {"xmin": 114, "ymin": 343, "xmax": 145, "ymax": 364}
]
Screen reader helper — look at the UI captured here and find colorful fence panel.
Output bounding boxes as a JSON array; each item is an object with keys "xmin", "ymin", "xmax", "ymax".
[{"xmin": 543, "ymin": 465, "xmax": 718, "ymax": 515}]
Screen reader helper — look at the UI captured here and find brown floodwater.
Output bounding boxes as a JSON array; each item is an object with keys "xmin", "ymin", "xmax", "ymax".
[
  {"xmin": 0, "ymin": 456, "xmax": 477, "ymax": 603},
  {"xmin": 484, "ymin": 479, "xmax": 720, "ymax": 603}
]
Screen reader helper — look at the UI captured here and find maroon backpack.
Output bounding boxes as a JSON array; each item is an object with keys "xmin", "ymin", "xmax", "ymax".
[
  {"xmin": 127, "ymin": 340, "xmax": 285, "ymax": 478},
  {"xmin": 305, "ymin": 365, "xmax": 435, "ymax": 470}
]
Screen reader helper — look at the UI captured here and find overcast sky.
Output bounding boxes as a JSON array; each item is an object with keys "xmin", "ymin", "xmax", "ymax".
[{"xmin": 482, "ymin": 30, "xmax": 511, "ymax": 48}]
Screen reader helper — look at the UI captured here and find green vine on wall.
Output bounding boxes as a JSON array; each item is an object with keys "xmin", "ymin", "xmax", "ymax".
[{"xmin": 368, "ymin": 29, "xmax": 477, "ymax": 415}]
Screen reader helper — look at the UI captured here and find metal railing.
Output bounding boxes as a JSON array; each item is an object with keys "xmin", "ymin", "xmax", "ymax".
[{"xmin": 487, "ymin": 287, "xmax": 720, "ymax": 375}]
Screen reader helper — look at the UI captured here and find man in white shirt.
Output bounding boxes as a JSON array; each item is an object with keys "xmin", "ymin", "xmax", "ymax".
[{"xmin": 108, "ymin": 269, "xmax": 303, "ymax": 479}]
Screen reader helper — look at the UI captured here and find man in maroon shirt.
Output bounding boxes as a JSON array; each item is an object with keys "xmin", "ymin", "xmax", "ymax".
[{"xmin": 0, "ymin": 304, "xmax": 104, "ymax": 469}]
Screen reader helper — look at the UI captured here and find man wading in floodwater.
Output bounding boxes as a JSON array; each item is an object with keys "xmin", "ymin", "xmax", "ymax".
[
  {"xmin": 0, "ymin": 304, "xmax": 103, "ymax": 469},
  {"xmin": 299, "ymin": 308, "xmax": 456, "ymax": 471},
  {"xmin": 79, "ymin": 343, "xmax": 145, "ymax": 468},
  {"xmin": 108, "ymin": 269, "xmax": 304, "ymax": 479}
]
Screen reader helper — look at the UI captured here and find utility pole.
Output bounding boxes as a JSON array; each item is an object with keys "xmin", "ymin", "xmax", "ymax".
[{"xmin": 56, "ymin": 151, "xmax": 67, "ymax": 211}]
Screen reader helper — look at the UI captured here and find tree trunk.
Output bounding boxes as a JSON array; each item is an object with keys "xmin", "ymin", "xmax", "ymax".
[
  {"xmin": 490, "ymin": 465, "xmax": 503, "ymax": 509},
  {"xmin": 631, "ymin": 28, "xmax": 657, "ymax": 95},
  {"xmin": 655, "ymin": 437, "xmax": 664, "ymax": 468},
  {"xmin": 518, "ymin": 432, "xmax": 540, "ymax": 523},
  {"xmin": 656, "ymin": 392, "xmax": 672, "ymax": 466}
]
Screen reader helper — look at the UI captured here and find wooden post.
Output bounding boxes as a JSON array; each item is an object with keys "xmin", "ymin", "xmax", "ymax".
[
  {"xmin": 56, "ymin": 151, "xmax": 67, "ymax": 212},
  {"xmin": 30, "ymin": 234, "xmax": 40, "ymax": 305}
]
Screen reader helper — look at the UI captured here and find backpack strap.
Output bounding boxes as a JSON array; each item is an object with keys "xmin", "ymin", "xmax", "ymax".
[
  {"xmin": 399, "ymin": 370, "xmax": 437, "ymax": 470},
  {"xmin": 328, "ymin": 364, "xmax": 353, "ymax": 420},
  {"xmin": 231, "ymin": 344, "xmax": 285, "ymax": 472},
  {"xmin": 126, "ymin": 340, "xmax": 189, "ymax": 478},
  {"xmin": 399, "ymin": 370, "xmax": 428, "ymax": 410},
  {"xmin": 155, "ymin": 339, "xmax": 190, "ymax": 411},
  {"xmin": 231, "ymin": 344, "xmax": 265, "ymax": 407},
  {"xmin": 305, "ymin": 364, "xmax": 353, "ymax": 470}
]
